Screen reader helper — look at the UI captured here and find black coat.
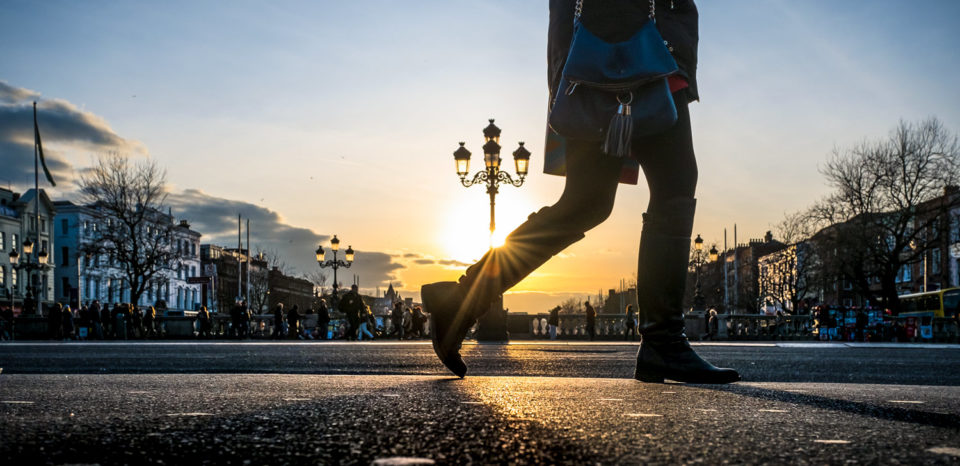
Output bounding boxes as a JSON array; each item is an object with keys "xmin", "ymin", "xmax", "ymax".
[
  {"xmin": 548, "ymin": 0, "xmax": 700, "ymax": 103},
  {"xmin": 338, "ymin": 291, "xmax": 365, "ymax": 322}
]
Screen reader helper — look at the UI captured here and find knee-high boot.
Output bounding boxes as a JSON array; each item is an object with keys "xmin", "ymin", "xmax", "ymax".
[
  {"xmin": 422, "ymin": 208, "xmax": 585, "ymax": 377},
  {"xmin": 634, "ymin": 197, "xmax": 740, "ymax": 384}
]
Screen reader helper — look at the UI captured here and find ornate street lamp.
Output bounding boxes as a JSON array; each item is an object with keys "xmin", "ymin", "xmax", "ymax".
[
  {"xmin": 316, "ymin": 235, "xmax": 354, "ymax": 308},
  {"xmin": 692, "ymin": 234, "xmax": 706, "ymax": 312},
  {"xmin": 452, "ymin": 118, "xmax": 532, "ymax": 341},
  {"xmin": 454, "ymin": 119, "xmax": 530, "ymax": 241},
  {"xmin": 10, "ymin": 238, "xmax": 50, "ymax": 314}
]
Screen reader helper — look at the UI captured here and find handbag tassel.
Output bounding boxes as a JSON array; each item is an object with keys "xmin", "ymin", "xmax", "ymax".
[{"xmin": 603, "ymin": 101, "xmax": 633, "ymax": 158}]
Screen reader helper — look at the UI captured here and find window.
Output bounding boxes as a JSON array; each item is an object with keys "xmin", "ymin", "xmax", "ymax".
[
  {"xmin": 0, "ymin": 231, "xmax": 4, "ymax": 251},
  {"xmin": 932, "ymin": 248, "xmax": 941, "ymax": 274},
  {"xmin": 41, "ymin": 240, "xmax": 47, "ymax": 254},
  {"xmin": 192, "ymin": 242, "xmax": 196, "ymax": 256},
  {"xmin": 192, "ymin": 266, "xmax": 197, "ymax": 278},
  {"xmin": 62, "ymin": 277, "xmax": 71, "ymax": 297},
  {"xmin": 40, "ymin": 217, "xmax": 46, "ymax": 233},
  {"xmin": 62, "ymin": 246, "xmax": 69, "ymax": 266},
  {"xmin": 61, "ymin": 219, "xmax": 68, "ymax": 235},
  {"xmin": 85, "ymin": 278, "xmax": 91, "ymax": 299},
  {"xmin": 12, "ymin": 234, "xmax": 18, "ymax": 251},
  {"xmin": 0, "ymin": 266, "xmax": 4, "ymax": 287},
  {"xmin": 11, "ymin": 268, "xmax": 16, "ymax": 287}
]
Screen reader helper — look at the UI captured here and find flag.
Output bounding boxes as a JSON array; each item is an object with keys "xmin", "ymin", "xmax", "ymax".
[{"xmin": 33, "ymin": 101, "xmax": 56, "ymax": 187}]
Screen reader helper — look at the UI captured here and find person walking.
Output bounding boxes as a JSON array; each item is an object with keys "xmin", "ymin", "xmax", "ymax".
[
  {"xmin": 585, "ymin": 301, "xmax": 597, "ymax": 341},
  {"xmin": 89, "ymin": 300, "xmax": 103, "ymax": 340},
  {"xmin": 316, "ymin": 299, "xmax": 331, "ymax": 340},
  {"xmin": 357, "ymin": 305, "xmax": 376, "ymax": 341},
  {"xmin": 420, "ymin": 0, "xmax": 738, "ymax": 383},
  {"xmin": 61, "ymin": 305, "xmax": 75, "ymax": 341},
  {"xmin": 624, "ymin": 304, "xmax": 637, "ymax": 341},
  {"xmin": 548, "ymin": 306, "xmax": 560, "ymax": 340},
  {"xmin": 100, "ymin": 303, "xmax": 112, "ymax": 339},
  {"xmin": 390, "ymin": 301, "xmax": 405, "ymax": 340},
  {"xmin": 196, "ymin": 305, "xmax": 212, "ymax": 338},
  {"xmin": 287, "ymin": 304, "xmax": 302, "ymax": 339},
  {"xmin": 48, "ymin": 302, "xmax": 63, "ymax": 340},
  {"xmin": 113, "ymin": 303, "xmax": 127, "ymax": 340},
  {"xmin": 272, "ymin": 303, "xmax": 285, "ymax": 339},
  {"xmin": 338, "ymin": 285, "xmax": 365, "ymax": 341},
  {"xmin": 143, "ymin": 306, "xmax": 156, "ymax": 338}
]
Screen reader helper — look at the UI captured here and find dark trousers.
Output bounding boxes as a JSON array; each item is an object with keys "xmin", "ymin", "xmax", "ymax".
[{"xmin": 463, "ymin": 95, "xmax": 697, "ymax": 327}]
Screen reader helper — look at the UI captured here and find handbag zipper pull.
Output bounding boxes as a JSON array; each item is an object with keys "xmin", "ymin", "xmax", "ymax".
[{"xmin": 565, "ymin": 81, "xmax": 579, "ymax": 96}]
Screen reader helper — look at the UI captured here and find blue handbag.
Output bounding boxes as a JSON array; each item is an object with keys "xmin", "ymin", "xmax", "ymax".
[{"xmin": 548, "ymin": 0, "xmax": 679, "ymax": 157}]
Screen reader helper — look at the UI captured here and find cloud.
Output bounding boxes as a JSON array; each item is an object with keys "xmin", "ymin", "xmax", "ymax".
[
  {"xmin": 167, "ymin": 189, "xmax": 405, "ymax": 289},
  {"xmin": 438, "ymin": 259, "xmax": 471, "ymax": 267},
  {"xmin": 0, "ymin": 81, "xmax": 40, "ymax": 103},
  {"xmin": 0, "ymin": 81, "xmax": 147, "ymax": 188},
  {"xmin": 0, "ymin": 81, "xmax": 407, "ymax": 293},
  {"xmin": 413, "ymin": 259, "xmax": 436, "ymax": 265}
]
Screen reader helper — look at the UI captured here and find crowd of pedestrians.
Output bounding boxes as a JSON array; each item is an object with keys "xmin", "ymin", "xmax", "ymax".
[
  {"xmin": 1, "ymin": 288, "xmax": 431, "ymax": 341},
  {"xmin": 21, "ymin": 299, "xmax": 167, "ymax": 341}
]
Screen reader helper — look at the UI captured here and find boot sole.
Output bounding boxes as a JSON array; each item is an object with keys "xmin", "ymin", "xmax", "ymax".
[
  {"xmin": 422, "ymin": 283, "xmax": 467, "ymax": 378},
  {"xmin": 635, "ymin": 365, "xmax": 740, "ymax": 384}
]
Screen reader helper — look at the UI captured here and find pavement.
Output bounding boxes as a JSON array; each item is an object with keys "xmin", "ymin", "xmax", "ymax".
[{"xmin": 2, "ymin": 341, "xmax": 960, "ymax": 464}]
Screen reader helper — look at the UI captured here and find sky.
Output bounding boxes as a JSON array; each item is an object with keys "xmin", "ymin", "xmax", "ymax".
[{"xmin": 2, "ymin": 0, "xmax": 959, "ymax": 312}]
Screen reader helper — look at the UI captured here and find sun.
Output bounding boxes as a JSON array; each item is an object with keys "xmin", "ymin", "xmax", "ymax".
[{"xmin": 441, "ymin": 193, "xmax": 538, "ymax": 265}]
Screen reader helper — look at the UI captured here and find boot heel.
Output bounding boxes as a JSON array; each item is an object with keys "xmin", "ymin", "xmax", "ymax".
[{"xmin": 634, "ymin": 368, "xmax": 665, "ymax": 383}]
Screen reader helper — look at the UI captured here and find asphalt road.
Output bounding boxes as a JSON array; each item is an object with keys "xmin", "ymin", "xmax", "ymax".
[{"xmin": 2, "ymin": 342, "xmax": 960, "ymax": 464}]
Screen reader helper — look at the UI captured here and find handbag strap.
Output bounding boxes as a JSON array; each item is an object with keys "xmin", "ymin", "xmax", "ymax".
[{"xmin": 574, "ymin": 0, "xmax": 655, "ymax": 21}]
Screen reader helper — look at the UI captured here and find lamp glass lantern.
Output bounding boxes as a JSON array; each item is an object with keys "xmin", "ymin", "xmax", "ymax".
[
  {"xmin": 315, "ymin": 245, "xmax": 325, "ymax": 263},
  {"xmin": 709, "ymin": 245, "xmax": 719, "ymax": 262},
  {"xmin": 8, "ymin": 248, "xmax": 19, "ymax": 266},
  {"xmin": 22, "ymin": 239, "xmax": 34, "ymax": 256},
  {"xmin": 513, "ymin": 142, "xmax": 531, "ymax": 177},
  {"xmin": 454, "ymin": 142, "xmax": 471, "ymax": 177},
  {"xmin": 38, "ymin": 249, "xmax": 48, "ymax": 265},
  {"xmin": 345, "ymin": 246, "xmax": 355, "ymax": 263},
  {"xmin": 694, "ymin": 234, "xmax": 704, "ymax": 252},
  {"xmin": 330, "ymin": 235, "xmax": 340, "ymax": 252}
]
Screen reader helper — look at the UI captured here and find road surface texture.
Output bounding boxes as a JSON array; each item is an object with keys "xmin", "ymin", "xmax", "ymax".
[{"xmin": 2, "ymin": 341, "xmax": 959, "ymax": 464}]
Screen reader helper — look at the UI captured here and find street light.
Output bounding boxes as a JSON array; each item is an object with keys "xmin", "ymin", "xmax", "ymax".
[
  {"xmin": 316, "ymin": 235, "xmax": 354, "ymax": 308},
  {"xmin": 454, "ymin": 119, "xmax": 530, "ymax": 242},
  {"xmin": 453, "ymin": 118, "xmax": 532, "ymax": 341},
  {"xmin": 9, "ymin": 238, "xmax": 50, "ymax": 315},
  {"xmin": 692, "ymin": 234, "xmax": 707, "ymax": 312}
]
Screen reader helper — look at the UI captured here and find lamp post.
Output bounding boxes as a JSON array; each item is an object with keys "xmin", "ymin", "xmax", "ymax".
[
  {"xmin": 316, "ymin": 235, "xmax": 354, "ymax": 308},
  {"xmin": 9, "ymin": 238, "xmax": 50, "ymax": 315},
  {"xmin": 453, "ymin": 119, "xmax": 531, "ymax": 341},
  {"xmin": 692, "ymin": 234, "xmax": 707, "ymax": 312}
]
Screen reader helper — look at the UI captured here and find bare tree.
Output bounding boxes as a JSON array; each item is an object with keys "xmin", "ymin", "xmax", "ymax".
[
  {"xmin": 304, "ymin": 270, "xmax": 329, "ymax": 296},
  {"xmin": 810, "ymin": 118, "xmax": 960, "ymax": 311},
  {"xmin": 757, "ymin": 211, "xmax": 820, "ymax": 313},
  {"xmin": 78, "ymin": 154, "xmax": 177, "ymax": 308}
]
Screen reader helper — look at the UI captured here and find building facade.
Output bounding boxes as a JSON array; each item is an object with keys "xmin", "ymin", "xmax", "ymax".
[
  {"xmin": 53, "ymin": 201, "xmax": 202, "ymax": 312},
  {"xmin": 1, "ymin": 188, "xmax": 57, "ymax": 315}
]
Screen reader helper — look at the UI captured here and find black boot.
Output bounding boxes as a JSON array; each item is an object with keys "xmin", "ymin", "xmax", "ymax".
[
  {"xmin": 634, "ymin": 198, "xmax": 740, "ymax": 384},
  {"xmin": 422, "ymin": 208, "xmax": 585, "ymax": 377}
]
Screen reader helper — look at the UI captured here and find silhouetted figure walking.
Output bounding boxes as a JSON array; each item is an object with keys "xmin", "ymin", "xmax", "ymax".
[
  {"xmin": 390, "ymin": 301, "xmax": 405, "ymax": 340},
  {"xmin": 548, "ymin": 306, "xmax": 560, "ymax": 340},
  {"xmin": 196, "ymin": 305, "xmax": 212, "ymax": 338},
  {"xmin": 287, "ymin": 304, "xmax": 302, "ymax": 339},
  {"xmin": 316, "ymin": 299, "xmax": 330, "ymax": 340},
  {"xmin": 273, "ymin": 303, "xmax": 285, "ymax": 339},
  {"xmin": 420, "ymin": 0, "xmax": 738, "ymax": 383},
  {"xmin": 624, "ymin": 305, "xmax": 637, "ymax": 341},
  {"xmin": 585, "ymin": 301, "xmax": 596, "ymax": 341},
  {"xmin": 338, "ymin": 285, "xmax": 364, "ymax": 341}
]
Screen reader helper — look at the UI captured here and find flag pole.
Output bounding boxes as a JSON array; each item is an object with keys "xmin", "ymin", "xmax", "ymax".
[{"xmin": 33, "ymin": 102, "xmax": 42, "ymax": 315}]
